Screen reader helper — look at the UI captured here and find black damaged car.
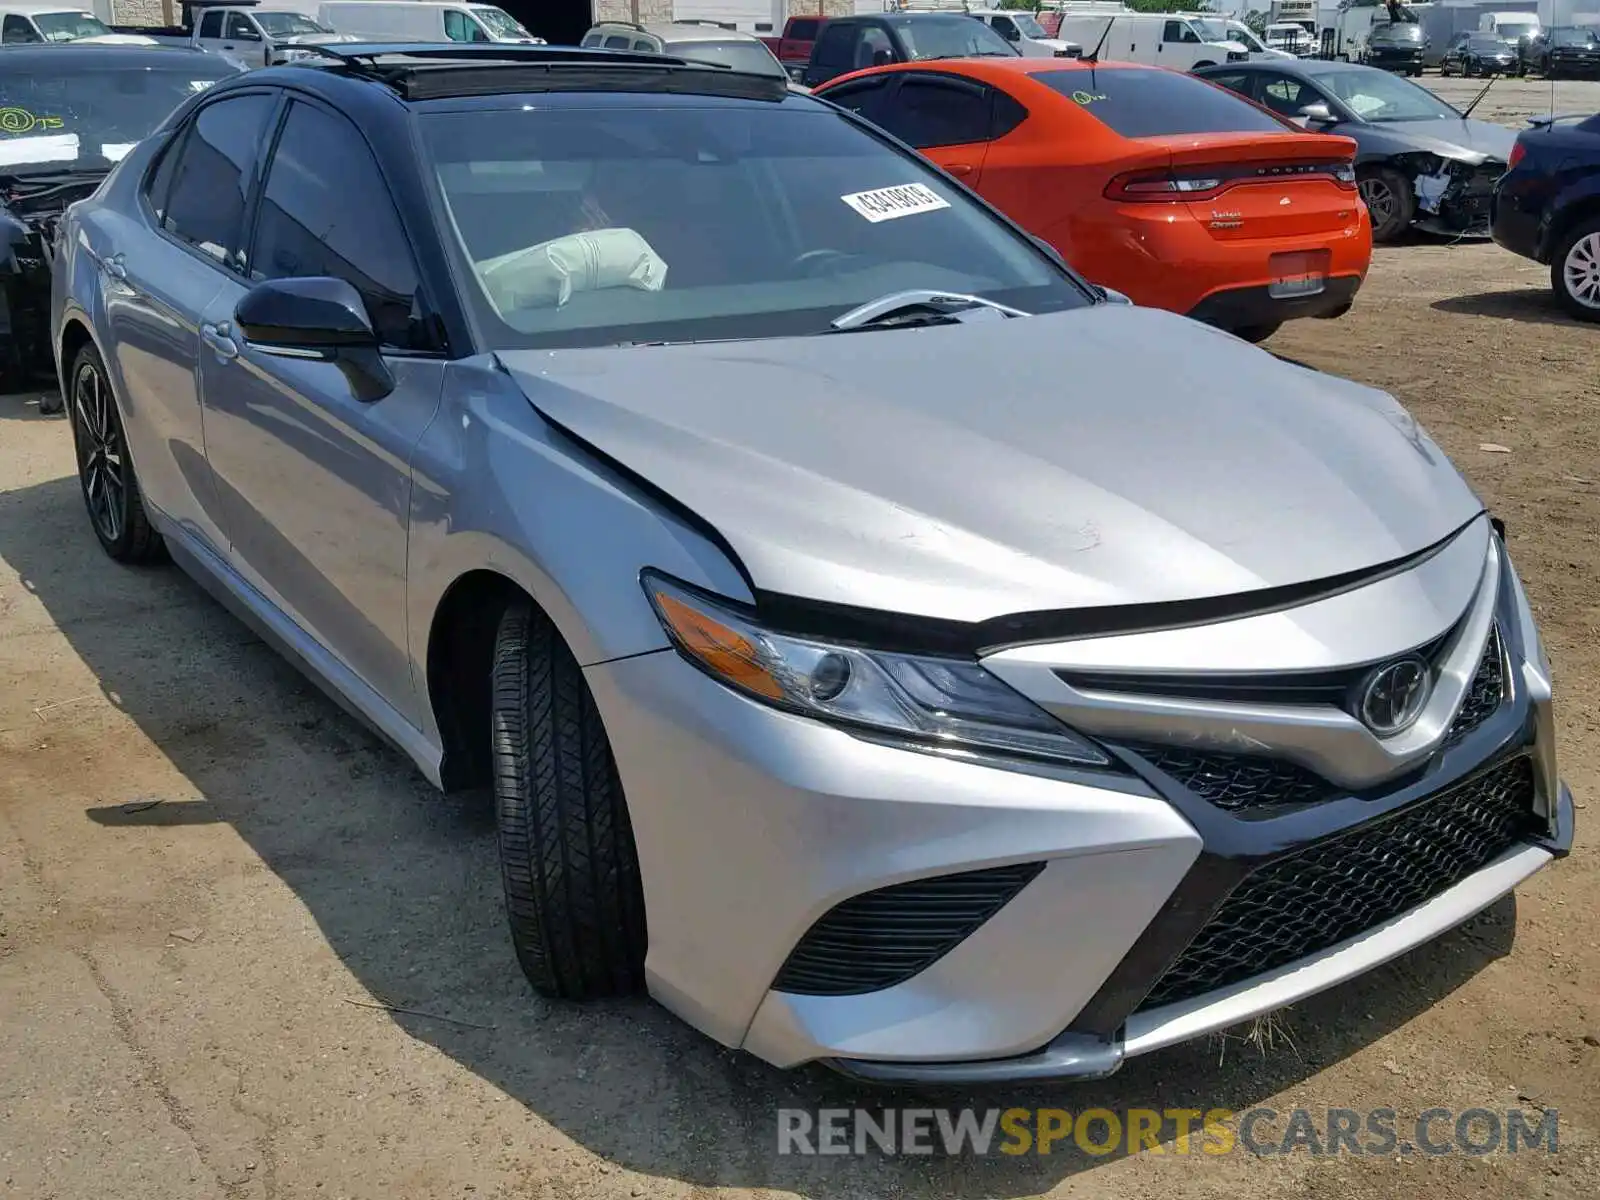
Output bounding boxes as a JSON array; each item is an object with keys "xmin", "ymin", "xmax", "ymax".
[{"xmin": 1, "ymin": 43, "xmax": 241, "ymax": 406}]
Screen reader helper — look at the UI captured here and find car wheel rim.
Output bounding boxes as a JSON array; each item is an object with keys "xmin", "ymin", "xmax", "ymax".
[
  {"xmin": 73, "ymin": 360, "xmax": 123, "ymax": 543},
  {"xmin": 1359, "ymin": 178, "xmax": 1395, "ymax": 226},
  {"xmin": 1564, "ymin": 233, "xmax": 1600, "ymax": 309}
]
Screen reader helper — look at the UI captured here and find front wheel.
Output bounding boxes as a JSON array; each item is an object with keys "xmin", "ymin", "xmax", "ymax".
[
  {"xmin": 490, "ymin": 599, "xmax": 647, "ymax": 1001},
  {"xmin": 1552, "ymin": 217, "xmax": 1600, "ymax": 323},
  {"xmin": 1357, "ymin": 166, "xmax": 1415, "ymax": 242},
  {"xmin": 68, "ymin": 342, "xmax": 163, "ymax": 563}
]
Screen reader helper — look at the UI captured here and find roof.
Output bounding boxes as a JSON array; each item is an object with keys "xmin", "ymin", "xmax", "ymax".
[
  {"xmin": 0, "ymin": 42, "xmax": 234, "ymax": 69},
  {"xmin": 641, "ymin": 21, "xmax": 767, "ymax": 44}
]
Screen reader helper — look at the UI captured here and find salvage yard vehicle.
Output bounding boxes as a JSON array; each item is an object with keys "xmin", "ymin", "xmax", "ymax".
[
  {"xmin": 115, "ymin": 0, "xmax": 357, "ymax": 64},
  {"xmin": 2, "ymin": 42, "xmax": 239, "ymax": 402},
  {"xmin": 1523, "ymin": 26, "xmax": 1600, "ymax": 79},
  {"xmin": 51, "ymin": 42, "xmax": 1574, "ymax": 1086},
  {"xmin": 1439, "ymin": 30, "xmax": 1520, "ymax": 76},
  {"xmin": 319, "ymin": 0, "xmax": 543, "ymax": 44},
  {"xmin": 0, "ymin": 4, "xmax": 128, "ymax": 43},
  {"xmin": 1360, "ymin": 20, "xmax": 1426, "ymax": 75},
  {"xmin": 817, "ymin": 57, "xmax": 1370, "ymax": 343},
  {"xmin": 581, "ymin": 20, "xmax": 787, "ymax": 80},
  {"xmin": 1195, "ymin": 60, "xmax": 1515, "ymax": 242},
  {"xmin": 802, "ymin": 11, "xmax": 1016, "ymax": 87},
  {"xmin": 1491, "ymin": 110, "xmax": 1600, "ymax": 321}
]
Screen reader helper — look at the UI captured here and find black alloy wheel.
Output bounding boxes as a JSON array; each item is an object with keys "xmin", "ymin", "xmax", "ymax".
[{"xmin": 69, "ymin": 342, "xmax": 162, "ymax": 562}]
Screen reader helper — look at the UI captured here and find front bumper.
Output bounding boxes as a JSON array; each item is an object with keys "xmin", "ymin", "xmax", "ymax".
[
  {"xmin": 1367, "ymin": 49, "xmax": 1424, "ymax": 70},
  {"xmin": 588, "ymin": 525, "xmax": 1570, "ymax": 1082}
]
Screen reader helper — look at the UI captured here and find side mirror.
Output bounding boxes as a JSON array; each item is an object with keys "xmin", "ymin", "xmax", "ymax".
[
  {"xmin": 1092, "ymin": 283, "xmax": 1133, "ymax": 305},
  {"xmin": 871, "ymin": 48, "xmax": 893, "ymax": 66},
  {"xmin": 1298, "ymin": 101, "xmax": 1336, "ymax": 126},
  {"xmin": 1004, "ymin": 27, "xmax": 1021, "ymax": 41},
  {"xmin": 235, "ymin": 277, "xmax": 395, "ymax": 401}
]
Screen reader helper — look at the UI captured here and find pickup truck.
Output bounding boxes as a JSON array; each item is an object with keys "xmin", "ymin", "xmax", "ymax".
[
  {"xmin": 113, "ymin": 0, "xmax": 357, "ymax": 67},
  {"xmin": 759, "ymin": 14, "xmax": 822, "ymax": 69}
]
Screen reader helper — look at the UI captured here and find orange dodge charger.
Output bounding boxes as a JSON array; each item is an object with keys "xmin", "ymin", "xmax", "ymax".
[{"xmin": 814, "ymin": 57, "xmax": 1372, "ymax": 342}]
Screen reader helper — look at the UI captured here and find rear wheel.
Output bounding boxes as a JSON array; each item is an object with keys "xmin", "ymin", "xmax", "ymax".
[
  {"xmin": 490, "ymin": 599, "xmax": 647, "ymax": 1000},
  {"xmin": 1358, "ymin": 166, "xmax": 1415, "ymax": 242},
  {"xmin": 1233, "ymin": 322, "xmax": 1282, "ymax": 344},
  {"xmin": 68, "ymin": 342, "xmax": 163, "ymax": 563},
  {"xmin": 1552, "ymin": 217, "xmax": 1600, "ymax": 323}
]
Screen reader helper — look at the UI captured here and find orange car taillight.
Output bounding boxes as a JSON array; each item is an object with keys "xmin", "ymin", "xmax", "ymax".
[{"xmin": 1105, "ymin": 162, "xmax": 1358, "ymax": 203}]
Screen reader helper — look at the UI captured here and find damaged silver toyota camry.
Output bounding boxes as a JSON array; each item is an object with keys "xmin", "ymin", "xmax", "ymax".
[{"xmin": 53, "ymin": 46, "xmax": 1573, "ymax": 1083}]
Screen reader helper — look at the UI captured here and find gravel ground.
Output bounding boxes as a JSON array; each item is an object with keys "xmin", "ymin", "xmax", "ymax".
[{"xmin": 0, "ymin": 75, "xmax": 1596, "ymax": 1200}]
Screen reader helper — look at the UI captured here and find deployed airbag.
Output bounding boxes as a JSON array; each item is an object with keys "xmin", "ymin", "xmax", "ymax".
[{"xmin": 476, "ymin": 227, "xmax": 668, "ymax": 312}]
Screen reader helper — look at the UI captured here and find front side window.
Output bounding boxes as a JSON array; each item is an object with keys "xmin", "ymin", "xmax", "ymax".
[
  {"xmin": 1163, "ymin": 20, "xmax": 1200, "ymax": 44},
  {"xmin": 163, "ymin": 92, "xmax": 276, "ymax": 268},
  {"xmin": 249, "ymin": 100, "xmax": 425, "ymax": 349},
  {"xmin": 1032, "ymin": 67, "xmax": 1291, "ymax": 137},
  {"xmin": 1257, "ymin": 74, "xmax": 1315, "ymax": 118},
  {"xmin": 420, "ymin": 101, "xmax": 1087, "ymax": 351},
  {"xmin": 199, "ymin": 10, "xmax": 224, "ymax": 37},
  {"xmin": 0, "ymin": 59, "xmax": 237, "ymax": 174},
  {"xmin": 224, "ymin": 13, "xmax": 260, "ymax": 39},
  {"xmin": 443, "ymin": 10, "xmax": 471, "ymax": 40},
  {"xmin": 33, "ymin": 10, "xmax": 110, "ymax": 40}
]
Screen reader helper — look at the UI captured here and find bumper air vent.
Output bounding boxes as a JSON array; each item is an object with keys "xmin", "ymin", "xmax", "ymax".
[{"xmin": 772, "ymin": 862, "xmax": 1046, "ymax": 996}]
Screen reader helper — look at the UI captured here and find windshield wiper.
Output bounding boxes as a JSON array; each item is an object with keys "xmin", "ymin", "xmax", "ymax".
[{"xmin": 828, "ymin": 289, "xmax": 1029, "ymax": 332}]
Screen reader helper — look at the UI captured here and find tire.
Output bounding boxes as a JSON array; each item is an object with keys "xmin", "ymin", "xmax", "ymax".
[
  {"xmin": 1233, "ymin": 322, "xmax": 1282, "ymax": 344},
  {"xmin": 1551, "ymin": 216, "xmax": 1600, "ymax": 324},
  {"xmin": 68, "ymin": 342, "xmax": 163, "ymax": 563},
  {"xmin": 1357, "ymin": 165, "xmax": 1415, "ymax": 243},
  {"xmin": 490, "ymin": 599, "xmax": 647, "ymax": 1000}
]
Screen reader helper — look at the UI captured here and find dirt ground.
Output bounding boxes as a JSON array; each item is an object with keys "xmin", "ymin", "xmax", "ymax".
[{"xmin": 3, "ymin": 79, "xmax": 1599, "ymax": 1200}]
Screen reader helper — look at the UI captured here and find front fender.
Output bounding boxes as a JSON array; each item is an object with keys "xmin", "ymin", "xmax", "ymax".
[{"xmin": 405, "ymin": 357, "xmax": 752, "ymax": 748}]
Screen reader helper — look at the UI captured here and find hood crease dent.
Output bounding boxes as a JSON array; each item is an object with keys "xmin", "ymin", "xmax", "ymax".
[{"xmin": 499, "ymin": 306, "xmax": 1483, "ymax": 625}]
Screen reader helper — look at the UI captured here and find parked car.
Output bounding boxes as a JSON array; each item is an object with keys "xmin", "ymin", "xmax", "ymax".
[
  {"xmin": 0, "ymin": 2, "xmax": 153, "ymax": 43},
  {"xmin": 110, "ymin": 0, "xmax": 356, "ymax": 63},
  {"xmin": 1439, "ymin": 31, "xmax": 1520, "ymax": 76},
  {"xmin": 1195, "ymin": 60, "xmax": 1515, "ymax": 242},
  {"xmin": 815, "ymin": 57, "xmax": 1368, "ymax": 343},
  {"xmin": 51, "ymin": 41, "xmax": 1573, "ymax": 1087},
  {"xmin": 318, "ymin": 0, "xmax": 542, "ymax": 44},
  {"xmin": 1492, "ymin": 111, "xmax": 1600, "ymax": 321},
  {"xmin": 960, "ymin": 9, "xmax": 1080, "ymax": 58},
  {"xmin": 758, "ymin": 13, "xmax": 822, "ymax": 79},
  {"xmin": 802, "ymin": 12, "xmax": 1016, "ymax": 88},
  {"xmin": 1, "ymin": 43, "xmax": 239, "ymax": 400},
  {"xmin": 1359, "ymin": 20, "xmax": 1426, "ymax": 76},
  {"xmin": 1523, "ymin": 26, "xmax": 1600, "ymax": 79},
  {"xmin": 581, "ymin": 19, "xmax": 787, "ymax": 80}
]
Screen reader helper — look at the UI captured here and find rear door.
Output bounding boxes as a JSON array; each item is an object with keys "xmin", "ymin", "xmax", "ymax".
[{"xmin": 867, "ymin": 72, "xmax": 997, "ymax": 184}]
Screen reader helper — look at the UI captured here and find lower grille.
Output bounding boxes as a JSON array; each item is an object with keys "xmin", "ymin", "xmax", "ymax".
[
  {"xmin": 772, "ymin": 862, "xmax": 1044, "ymax": 996},
  {"xmin": 1136, "ymin": 756, "xmax": 1539, "ymax": 1012}
]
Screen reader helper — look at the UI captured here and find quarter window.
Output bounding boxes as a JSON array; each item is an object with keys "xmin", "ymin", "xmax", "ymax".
[
  {"xmin": 162, "ymin": 93, "xmax": 276, "ymax": 269},
  {"xmin": 247, "ymin": 101, "xmax": 427, "ymax": 350},
  {"xmin": 1, "ymin": 15, "xmax": 39, "ymax": 43}
]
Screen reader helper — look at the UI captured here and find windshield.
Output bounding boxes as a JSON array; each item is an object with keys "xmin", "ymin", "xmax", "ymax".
[
  {"xmin": 889, "ymin": 15, "xmax": 1017, "ymax": 59},
  {"xmin": 1553, "ymin": 27, "xmax": 1599, "ymax": 46},
  {"xmin": 1224, "ymin": 21, "xmax": 1268, "ymax": 52},
  {"xmin": 1497, "ymin": 20, "xmax": 1537, "ymax": 38},
  {"xmin": 419, "ymin": 103, "xmax": 1086, "ymax": 350},
  {"xmin": 0, "ymin": 62, "xmax": 234, "ymax": 173},
  {"xmin": 1011, "ymin": 13, "xmax": 1047, "ymax": 38},
  {"xmin": 35, "ymin": 10, "xmax": 111, "ymax": 40},
  {"xmin": 473, "ymin": 6, "xmax": 530, "ymax": 38},
  {"xmin": 1319, "ymin": 67, "xmax": 1458, "ymax": 121},
  {"xmin": 1370, "ymin": 23, "xmax": 1423, "ymax": 42},
  {"xmin": 1466, "ymin": 34, "xmax": 1513, "ymax": 51},
  {"xmin": 255, "ymin": 11, "xmax": 333, "ymax": 35},
  {"xmin": 674, "ymin": 39, "xmax": 785, "ymax": 77}
]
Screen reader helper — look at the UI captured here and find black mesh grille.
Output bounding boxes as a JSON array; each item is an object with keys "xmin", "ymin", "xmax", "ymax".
[
  {"xmin": 1123, "ymin": 624, "xmax": 1507, "ymax": 815},
  {"xmin": 1124, "ymin": 744, "xmax": 1330, "ymax": 813},
  {"xmin": 772, "ymin": 862, "xmax": 1045, "ymax": 996},
  {"xmin": 1443, "ymin": 625, "xmax": 1506, "ymax": 747},
  {"xmin": 1136, "ymin": 756, "xmax": 1539, "ymax": 1012}
]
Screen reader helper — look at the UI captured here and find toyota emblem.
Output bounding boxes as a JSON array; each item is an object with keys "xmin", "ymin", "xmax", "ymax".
[{"xmin": 1358, "ymin": 656, "xmax": 1433, "ymax": 736}]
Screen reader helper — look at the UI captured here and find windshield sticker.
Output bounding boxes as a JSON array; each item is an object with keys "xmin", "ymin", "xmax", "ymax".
[
  {"xmin": 1070, "ymin": 89, "xmax": 1108, "ymax": 105},
  {"xmin": 840, "ymin": 182, "xmax": 950, "ymax": 223},
  {"xmin": 0, "ymin": 108, "xmax": 64, "ymax": 136},
  {"xmin": 102, "ymin": 143, "xmax": 137, "ymax": 162},
  {"xmin": 0, "ymin": 132, "xmax": 79, "ymax": 167}
]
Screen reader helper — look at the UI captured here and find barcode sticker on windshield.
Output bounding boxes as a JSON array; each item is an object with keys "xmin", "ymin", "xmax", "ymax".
[{"xmin": 840, "ymin": 183, "xmax": 950, "ymax": 223}]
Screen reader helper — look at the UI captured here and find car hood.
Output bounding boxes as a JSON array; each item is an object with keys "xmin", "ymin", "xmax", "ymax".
[
  {"xmin": 1361, "ymin": 117, "xmax": 1516, "ymax": 163},
  {"xmin": 498, "ymin": 305, "xmax": 1482, "ymax": 623}
]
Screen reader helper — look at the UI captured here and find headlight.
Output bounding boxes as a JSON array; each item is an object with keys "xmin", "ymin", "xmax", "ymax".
[{"xmin": 642, "ymin": 571, "xmax": 1110, "ymax": 767}]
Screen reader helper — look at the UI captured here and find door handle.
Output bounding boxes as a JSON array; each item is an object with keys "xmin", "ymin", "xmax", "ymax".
[
  {"xmin": 945, "ymin": 164, "xmax": 974, "ymax": 177},
  {"xmin": 200, "ymin": 321, "xmax": 238, "ymax": 361}
]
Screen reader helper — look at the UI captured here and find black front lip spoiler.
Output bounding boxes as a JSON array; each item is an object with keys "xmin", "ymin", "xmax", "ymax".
[{"xmin": 818, "ymin": 784, "xmax": 1574, "ymax": 1087}]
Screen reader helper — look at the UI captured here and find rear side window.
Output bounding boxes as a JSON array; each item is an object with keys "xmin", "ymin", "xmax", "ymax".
[
  {"xmin": 1031, "ymin": 67, "xmax": 1290, "ymax": 137},
  {"xmin": 162, "ymin": 93, "xmax": 276, "ymax": 269},
  {"xmin": 882, "ymin": 77, "xmax": 993, "ymax": 148},
  {"xmin": 788, "ymin": 18, "xmax": 818, "ymax": 39}
]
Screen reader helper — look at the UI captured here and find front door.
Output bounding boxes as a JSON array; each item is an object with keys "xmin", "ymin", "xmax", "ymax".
[{"xmin": 197, "ymin": 95, "xmax": 447, "ymax": 719}]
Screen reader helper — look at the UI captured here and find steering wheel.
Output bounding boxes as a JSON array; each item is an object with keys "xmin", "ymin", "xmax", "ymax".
[{"xmin": 790, "ymin": 248, "xmax": 862, "ymax": 278}]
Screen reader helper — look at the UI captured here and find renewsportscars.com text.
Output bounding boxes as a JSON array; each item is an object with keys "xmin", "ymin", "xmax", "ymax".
[{"xmin": 776, "ymin": 1107, "xmax": 1560, "ymax": 1158}]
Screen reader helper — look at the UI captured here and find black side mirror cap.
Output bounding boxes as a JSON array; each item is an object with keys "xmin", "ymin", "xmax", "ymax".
[{"xmin": 235, "ymin": 276, "xmax": 378, "ymax": 349}]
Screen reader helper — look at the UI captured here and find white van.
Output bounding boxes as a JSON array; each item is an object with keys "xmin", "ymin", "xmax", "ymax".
[
  {"xmin": 318, "ymin": 1, "xmax": 544, "ymax": 44},
  {"xmin": 1061, "ymin": 12, "xmax": 1247, "ymax": 69},
  {"xmin": 1477, "ymin": 9, "xmax": 1540, "ymax": 43},
  {"xmin": 961, "ymin": 9, "xmax": 1081, "ymax": 57}
]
